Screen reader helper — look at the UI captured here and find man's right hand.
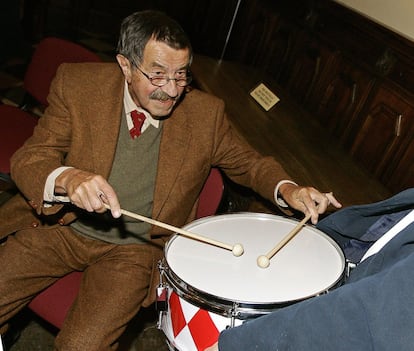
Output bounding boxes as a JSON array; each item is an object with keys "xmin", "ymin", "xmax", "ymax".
[{"xmin": 55, "ymin": 168, "xmax": 121, "ymax": 218}]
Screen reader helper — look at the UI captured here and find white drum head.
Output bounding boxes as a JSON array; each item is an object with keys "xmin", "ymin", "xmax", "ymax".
[{"xmin": 165, "ymin": 213, "xmax": 344, "ymax": 304}]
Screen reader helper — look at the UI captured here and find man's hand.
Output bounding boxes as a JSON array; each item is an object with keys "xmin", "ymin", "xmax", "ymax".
[
  {"xmin": 55, "ymin": 168, "xmax": 121, "ymax": 218},
  {"xmin": 279, "ymin": 183, "xmax": 342, "ymax": 224}
]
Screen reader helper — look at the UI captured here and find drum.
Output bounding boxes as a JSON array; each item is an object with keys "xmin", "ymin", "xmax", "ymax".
[{"xmin": 157, "ymin": 213, "xmax": 345, "ymax": 351}]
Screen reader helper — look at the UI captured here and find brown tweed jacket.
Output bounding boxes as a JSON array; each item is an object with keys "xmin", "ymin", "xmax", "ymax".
[{"xmin": 0, "ymin": 63, "xmax": 292, "ymax": 240}]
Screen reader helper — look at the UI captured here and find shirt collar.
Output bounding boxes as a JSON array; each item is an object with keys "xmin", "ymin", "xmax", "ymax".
[{"xmin": 123, "ymin": 80, "xmax": 160, "ymax": 129}]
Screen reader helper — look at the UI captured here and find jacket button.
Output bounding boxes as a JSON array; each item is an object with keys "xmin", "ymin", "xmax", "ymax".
[
  {"xmin": 28, "ymin": 200, "xmax": 38, "ymax": 209},
  {"xmin": 58, "ymin": 218, "xmax": 65, "ymax": 225},
  {"xmin": 31, "ymin": 221, "xmax": 39, "ymax": 228}
]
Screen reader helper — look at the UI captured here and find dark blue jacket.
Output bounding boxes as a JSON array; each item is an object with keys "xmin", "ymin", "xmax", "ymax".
[{"xmin": 218, "ymin": 188, "xmax": 414, "ymax": 350}]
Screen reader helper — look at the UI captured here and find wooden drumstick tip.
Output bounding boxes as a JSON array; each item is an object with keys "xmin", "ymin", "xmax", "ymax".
[
  {"xmin": 257, "ymin": 255, "xmax": 270, "ymax": 268},
  {"xmin": 232, "ymin": 243, "xmax": 244, "ymax": 257}
]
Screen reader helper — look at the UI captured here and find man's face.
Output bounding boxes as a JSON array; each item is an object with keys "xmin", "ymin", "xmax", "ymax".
[{"xmin": 117, "ymin": 38, "xmax": 191, "ymax": 118}]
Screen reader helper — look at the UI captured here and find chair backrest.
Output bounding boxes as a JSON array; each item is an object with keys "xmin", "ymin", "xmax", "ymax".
[
  {"xmin": 196, "ymin": 168, "xmax": 224, "ymax": 218},
  {"xmin": 23, "ymin": 37, "xmax": 102, "ymax": 107},
  {"xmin": 0, "ymin": 106, "xmax": 38, "ymax": 174}
]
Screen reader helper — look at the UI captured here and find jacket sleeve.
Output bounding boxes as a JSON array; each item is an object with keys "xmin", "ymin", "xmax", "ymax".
[
  {"xmin": 9, "ymin": 63, "xmax": 122, "ymax": 218},
  {"xmin": 204, "ymin": 93, "xmax": 292, "ymax": 203},
  {"xmin": 10, "ymin": 65, "xmax": 73, "ymax": 216}
]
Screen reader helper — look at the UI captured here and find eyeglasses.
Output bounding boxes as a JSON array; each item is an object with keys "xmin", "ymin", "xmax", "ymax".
[{"xmin": 136, "ymin": 66, "xmax": 192, "ymax": 87}]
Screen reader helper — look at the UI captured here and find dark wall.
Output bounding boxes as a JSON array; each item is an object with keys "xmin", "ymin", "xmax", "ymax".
[{"xmin": 21, "ymin": 0, "xmax": 241, "ymax": 58}]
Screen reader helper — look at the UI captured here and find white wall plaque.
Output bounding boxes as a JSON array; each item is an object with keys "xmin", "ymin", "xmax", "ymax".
[{"xmin": 250, "ymin": 83, "xmax": 280, "ymax": 111}]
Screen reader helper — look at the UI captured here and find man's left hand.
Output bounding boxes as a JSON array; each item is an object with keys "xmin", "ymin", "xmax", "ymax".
[{"xmin": 279, "ymin": 183, "xmax": 342, "ymax": 224}]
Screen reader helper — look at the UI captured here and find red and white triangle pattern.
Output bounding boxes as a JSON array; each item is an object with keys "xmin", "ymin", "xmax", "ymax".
[{"xmin": 161, "ymin": 290, "xmax": 241, "ymax": 351}]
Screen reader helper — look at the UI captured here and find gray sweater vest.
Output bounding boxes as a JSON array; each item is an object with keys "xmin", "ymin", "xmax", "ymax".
[{"xmin": 71, "ymin": 115, "xmax": 162, "ymax": 244}]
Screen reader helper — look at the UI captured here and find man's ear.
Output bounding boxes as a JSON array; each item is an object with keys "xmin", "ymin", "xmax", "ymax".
[{"xmin": 116, "ymin": 54, "xmax": 133, "ymax": 83}]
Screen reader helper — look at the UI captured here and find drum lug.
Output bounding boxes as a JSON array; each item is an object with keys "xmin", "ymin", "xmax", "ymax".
[
  {"xmin": 229, "ymin": 302, "xmax": 240, "ymax": 327},
  {"xmin": 156, "ymin": 285, "xmax": 168, "ymax": 331},
  {"xmin": 157, "ymin": 260, "xmax": 168, "ymax": 310},
  {"xmin": 156, "ymin": 260, "xmax": 168, "ymax": 313},
  {"xmin": 158, "ymin": 260, "xmax": 166, "ymax": 281},
  {"xmin": 156, "ymin": 286, "xmax": 168, "ymax": 312}
]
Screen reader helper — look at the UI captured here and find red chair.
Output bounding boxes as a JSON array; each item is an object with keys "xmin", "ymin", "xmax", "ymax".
[
  {"xmin": 196, "ymin": 168, "xmax": 224, "ymax": 218},
  {"xmin": 0, "ymin": 105, "xmax": 38, "ymax": 174},
  {"xmin": 0, "ymin": 37, "xmax": 101, "ymax": 174},
  {"xmin": 28, "ymin": 168, "xmax": 224, "ymax": 329},
  {"xmin": 22, "ymin": 37, "xmax": 102, "ymax": 108}
]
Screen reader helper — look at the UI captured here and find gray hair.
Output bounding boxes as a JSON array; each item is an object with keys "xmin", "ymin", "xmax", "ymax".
[{"xmin": 117, "ymin": 10, "xmax": 193, "ymax": 67}]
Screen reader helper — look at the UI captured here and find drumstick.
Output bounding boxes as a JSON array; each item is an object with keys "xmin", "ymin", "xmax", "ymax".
[
  {"xmin": 257, "ymin": 213, "xmax": 311, "ymax": 268},
  {"xmin": 103, "ymin": 204, "xmax": 244, "ymax": 256}
]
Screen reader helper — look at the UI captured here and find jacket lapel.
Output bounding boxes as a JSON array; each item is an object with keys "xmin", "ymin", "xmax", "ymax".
[
  {"xmin": 152, "ymin": 109, "xmax": 191, "ymax": 219},
  {"xmin": 89, "ymin": 72, "xmax": 124, "ymax": 178}
]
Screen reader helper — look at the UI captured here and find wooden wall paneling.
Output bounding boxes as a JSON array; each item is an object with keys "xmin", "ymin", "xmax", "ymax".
[
  {"xmin": 248, "ymin": 10, "xmax": 281, "ymax": 69},
  {"xmin": 388, "ymin": 54, "xmax": 414, "ymax": 94},
  {"xmin": 224, "ymin": 0, "xmax": 310, "ymax": 66},
  {"xmin": 282, "ymin": 31, "xmax": 337, "ymax": 107},
  {"xmin": 314, "ymin": 1, "xmax": 389, "ymax": 76},
  {"xmin": 310, "ymin": 56, "xmax": 376, "ymax": 148},
  {"xmin": 221, "ymin": 0, "xmax": 255, "ymax": 62},
  {"xmin": 78, "ymin": 0, "xmax": 199, "ymax": 43},
  {"xmin": 22, "ymin": 0, "xmax": 240, "ymax": 58},
  {"xmin": 280, "ymin": 30, "xmax": 316, "ymax": 102},
  {"xmin": 264, "ymin": 18, "xmax": 302, "ymax": 84},
  {"xmin": 350, "ymin": 83, "xmax": 414, "ymax": 181},
  {"xmin": 176, "ymin": 0, "xmax": 240, "ymax": 58},
  {"xmin": 303, "ymin": 44, "xmax": 340, "ymax": 113},
  {"xmin": 384, "ymin": 136, "xmax": 414, "ymax": 192},
  {"xmin": 224, "ymin": 0, "xmax": 277, "ymax": 64}
]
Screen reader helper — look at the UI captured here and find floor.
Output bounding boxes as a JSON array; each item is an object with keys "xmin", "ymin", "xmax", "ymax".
[{"xmin": 6, "ymin": 307, "xmax": 168, "ymax": 351}]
